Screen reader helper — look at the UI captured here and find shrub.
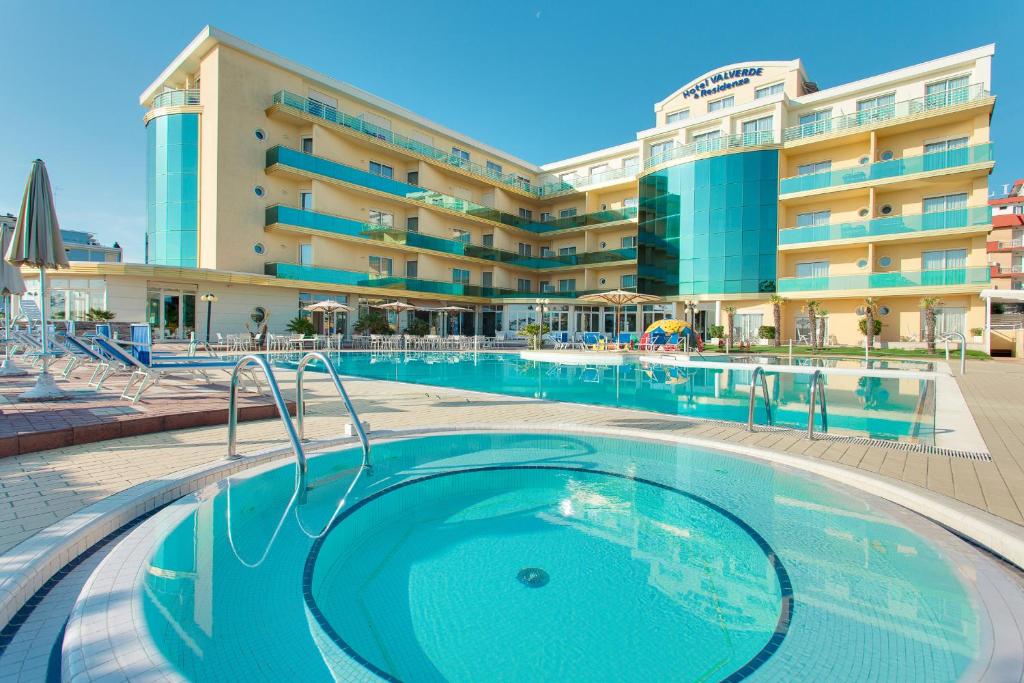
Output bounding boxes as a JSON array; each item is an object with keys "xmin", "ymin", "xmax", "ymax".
[
  {"xmin": 518, "ymin": 323, "xmax": 550, "ymax": 349},
  {"xmin": 970, "ymin": 327, "xmax": 983, "ymax": 337},
  {"xmin": 405, "ymin": 318, "xmax": 430, "ymax": 336},
  {"xmin": 85, "ymin": 308, "xmax": 116, "ymax": 321},
  {"xmin": 757, "ymin": 325, "xmax": 776, "ymax": 340},
  {"xmin": 354, "ymin": 311, "xmax": 393, "ymax": 335},
  {"xmin": 858, "ymin": 318, "xmax": 882, "ymax": 335},
  {"xmin": 285, "ymin": 316, "xmax": 316, "ymax": 336},
  {"xmin": 708, "ymin": 325, "xmax": 725, "ymax": 339}
]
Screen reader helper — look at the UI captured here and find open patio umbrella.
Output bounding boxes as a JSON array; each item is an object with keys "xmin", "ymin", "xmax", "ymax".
[
  {"xmin": 0, "ymin": 223, "xmax": 27, "ymax": 376},
  {"xmin": 5, "ymin": 160, "xmax": 70, "ymax": 399},
  {"xmin": 429, "ymin": 305, "xmax": 472, "ymax": 336},
  {"xmin": 304, "ymin": 300, "xmax": 351, "ymax": 335},
  {"xmin": 577, "ymin": 289, "xmax": 660, "ymax": 343},
  {"xmin": 373, "ymin": 301, "xmax": 418, "ymax": 333}
]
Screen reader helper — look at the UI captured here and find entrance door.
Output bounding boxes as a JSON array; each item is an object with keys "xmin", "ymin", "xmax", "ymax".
[{"xmin": 147, "ymin": 287, "xmax": 197, "ymax": 339}]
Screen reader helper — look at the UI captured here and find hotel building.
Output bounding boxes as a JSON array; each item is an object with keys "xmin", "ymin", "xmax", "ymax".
[
  {"xmin": 24, "ymin": 27, "xmax": 998, "ymax": 345},
  {"xmin": 988, "ymin": 179, "xmax": 1023, "ymax": 291}
]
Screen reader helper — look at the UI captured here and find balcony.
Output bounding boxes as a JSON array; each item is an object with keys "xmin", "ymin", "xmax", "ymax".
[
  {"xmin": 778, "ymin": 206, "xmax": 991, "ymax": 246},
  {"xmin": 777, "ymin": 266, "xmax": 990, "ymax": 293},
  {"xmin": 265, "ymin": 205, "xmax": 636, "ymax": 269},
  {"xmin": 988, "ymin": 238, "xmax": 1024, "ymax": 253},
  {"xmin": 779, "ymin": 143, "xmax": 993, "ymax": 196},
  {"xmin": 266, "ymin": 146, "xmax": 637, "ymax": 234},
  {"xmin": 645, "ymin": 131, "xmax": 775, "ymax": 170},
  {"xmin": 991, "ymin": 264, "xmax": 1024, "ymax": 276},
  {"xmin": 271, "ymin": 91, "xmax": 578, "ymax": 197},
  {"xmin": 151, "ymin": 89, "xmax": 200, "ymax": 108},
  {"xmin": 558, "ymin": 164, "xmax": 639, "ymax": 191},
  {"xmin": 782, "ymin": 84, "xmax": 991, "ymax": 143}
]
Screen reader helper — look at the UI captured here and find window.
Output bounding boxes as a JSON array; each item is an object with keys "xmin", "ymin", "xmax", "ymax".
[
  {"xmin": 518, "ymin": 243, "xmax": 532, "ymax": 257},
  {"xmin": 452, "ymin": 147, "xmax": 470, "ymax": 163},
  {"xmin": 298, "ymin": 243, "xmax": 313, "ymax": 266},
  {"xmin": 732, "ymin": 313, "xmax": 764, "ymax": 341},
  {"xmin": 369, "ymin": 161, "xmax": 393, "ymax": 178},
  {"xmin": 540, "ymin": 247, "xmax": 554, "ymax": 257},
  {"xmin": 519, "ymin": 208, "xmax": 533, "ymax": 220},
  {"xmin": 517, "ymin": 278, "xmax": 531, "ymax": 293},
  {"xmin": 795, "ymin": 260, "xmax": 829, "ymax": 278},
  {"xmin": 623, "ymin": 197, "xmax": 638, "ymax": 208},
  {"xmin": 798, "ymin": 160, "xmax": 831, "ymax": 176},
  {"xmin": 452, "ymin": 228, "xmax": 470, "ymax": 244},
  {"xmin": 797, "ymin": 109, "xmax": 832, "ymax": 135},
  {"xmin": 406, "ymin": 261, "xmax": 418, "ymax": 277},
  {"xmin": 558, "ymin": 278, "xmax": 576, "ymax": 292},
  {"xmin": 540, "ymin": 212, "xmax": 553, "ymax": 222},
  {"xmin": 922, "ymin": 307, "xmax": 967, "ymax": 337},
  {"xmin": 452, "ymin": 268, "xmax": 470, "ymax": 284},
  {"xmin": 482, "ymin": 234, "xmax": 494, "ymax": 247},
  {"xmin": 558, "ymin": 246, "xmax": 577, "ymax": 256},
  {"xmin": 741, "ymin": 116, "xmax": 773, "ymax": 144},
  {"xmin": 623, "ymin": 156, "xmax": 639, "ymax": 171},
  {"xmin": 516, "ymin": 175, "xmax": 530, "ymax": 188},
  {"xmin": 621, "ymin": 235, "xmax": 637, "ymax": 248},
  {"xmin": 925, "ymin": 75, "xmax": 970, "ymax": 108},
  {"xmin": 482, "ymin": 271, "xmax": 493, "ymax": 287},
  {"xmin": 368, "ymin": 209, "xmax": 393, "ymax": 226},
  {"xmin": 559, "ymin": 208, "xmax": 577, "ymax": 219},
  {"xmin": 621, "ymin": 274, "xmax": 637, "ymax": 288},
  {"xmin": 300, "ymin": 136, "xmax": 313, "ymax": 154},
  {"xmin": 755, "ymin": 82, "xmax": 784, "ymax": 99},
  {"xmin": 707, "ymin": 96, "xmax": 734, "ymax": 112},
  {"xmin": 406, "ymin": 216, "xmax": 419, "ymax": 232},
  {"xmin": 666, "ymin": 109, "xmax": 689, "ymax": 124},
  {"xmin": 922, "ymin": 249, "xmax": 966, "ymax": 270},
  {"xmin": 540, "ymin": 281, "xmax": 553, "ymax": 293},
  {"xmin": 369, "ymin": 255, "xmax": 393, "ymax": 276},
  {"xmin": 796, "ymin": 210, "xmax": 831, "ymax": 227},
  {"xmin": 923, "ymin": 193, "xmax": 968, "ymax": 214},
  {"xmin": 253, "ymin": 185, "xmax": 265, "ymax": 197},
  {"xmin": 924, "ymin": 137, "xmax": 968, "ymax": 154},
  {"xmin": 795, "ymin": 316, "xmax": 827, "ymax": 344},
  {"xmin": 299, "ymin": 191, "xmax": 313, "ymax": 210},
  {"xmin": 407, "ymin": 171, "xmax": 419, "ymax": 185},
  {"xmin": 253, "ymin": 242, "xmax": 265, "ymax": 255},
  {"xmin": 254, "ymin": 128, "xmax": 266, "ymax": 141},
  {"xmin": 692, "ymin": 129, "xmax": 723, "ymax": 151},
  {"xmin": 589, "ymin": 164, "xmax": 609, "ymax": 178},
  {"xmin": 856, "ymin": 93, "xmax": 896, "ymax": 122},
  {"xmin": 486, "ymin": 160, "xmax": 503, "ymax": 176},
  {"xmin": 649, "ymin": 141, "xmax": 675, "ymax": 159}
]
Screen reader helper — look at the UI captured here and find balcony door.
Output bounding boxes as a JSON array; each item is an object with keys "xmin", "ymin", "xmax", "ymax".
[{"xmin": 147, "ymin": 287, "xmax": 196, "ymax": 339}]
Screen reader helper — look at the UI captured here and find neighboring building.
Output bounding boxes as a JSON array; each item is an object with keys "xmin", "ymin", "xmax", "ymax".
[
  {"xmin": 988, "ymin": 179, "xmax": 1023, "ymax": 291},
  {"xmin": 23, "ymin": 27, "xmax": 999, "ymax": 342},
  {"xmin": 61, "ymin": 229, "xmax": 123, "ymax": 263}
]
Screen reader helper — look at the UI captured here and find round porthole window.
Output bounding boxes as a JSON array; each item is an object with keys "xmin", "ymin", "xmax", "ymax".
[
  {"xmin": 599, "ymin": 241, "xmax": 607, "ymax": 249},
  {"xmin": 879, "ymin": 204, "xmax": 894, "ymax": 216},
  {"xmin": 254, "ymin": 128, "xmax": 266, "ymax": 141},
  {"xmin": 879, "ymin": 306, "xmax": 891, "ymax": 316},
  {"xmin": 253, "ymin": 242, "xmax": 266, "ymax": 255},
  {"xmin": 250, "ymin": 307, "xmax": 267, "ymax": 325},
  {"xmin": 878, "ymin": 256, "xmax": 892, "ymax": 268},
  {"xmin": 858, "ymin": 208, "xmax": 870, "ymax": 218},
  {"xmin": 857, "ymin": 259, "xmax": 868, "ymax": 269},
  {"xmin": 599, "ymin": 277, "xmax": 607, "ymax": 286},
  {"xmin": 859, "ymin": 156, "xmax": 870, "ymax": 165},
  {"xmin": 880, "ymin": 150, "xmax": 895, "ymax": 162},
  {"xmin": 254, "ymin": 185, "xmax": 265, "ymax": 197}
]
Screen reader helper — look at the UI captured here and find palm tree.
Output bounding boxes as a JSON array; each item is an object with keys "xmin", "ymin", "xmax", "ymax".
[
  {"xmin": 816, "ymin": 308, "xmax": 828, "ymax": 350},
  {"xmin": 804, "ymin": 300, "xmax": 819, "ymax": 349},
  {"xmin": 863, "ymin": 297, "xmax": 879, "ymax": 350},
  {"xmin": 920, "ymin": 297, "xmax": 942, "ymax": 353},
  {"xmin": 724, "ymin": 306, "xmax": 736, "ymax": 344},
  {"xmin": 769, "ymin": 294, "xmax": 785, "ymax": 347}
]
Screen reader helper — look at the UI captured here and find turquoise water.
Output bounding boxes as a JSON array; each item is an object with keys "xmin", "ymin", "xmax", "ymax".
[
  {"xmin": 143, "ymin": 433, "xmax": 981, "ymax": 681},
  {"xmin": 282, "ymin": 352, "xmax": 935, "ymax": 443}
]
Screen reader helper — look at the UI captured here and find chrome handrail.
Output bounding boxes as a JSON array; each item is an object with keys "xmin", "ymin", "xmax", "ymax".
[
  {"xmin": 226, "ymin": 354, "xmax": 306, "ymax": 474},
  {"xmin": 940, "ymin": 332, "xmax": 967, "ymax": 374},
  {"xmin": 807, "ymin": 370, "xmax": 829, "ymax": 439},
  {"xmin": 746, "ymin": 366, "xmax": 773, "ymax": 431},
  {"xmin": 295, "ymin": 352, "xmax": 371, "ymax": 473}
]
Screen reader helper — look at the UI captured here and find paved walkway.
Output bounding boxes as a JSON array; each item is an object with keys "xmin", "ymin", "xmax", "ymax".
[{"xmin": 0, "ymin": 359, "xmax": 1022, "ymax": 554}]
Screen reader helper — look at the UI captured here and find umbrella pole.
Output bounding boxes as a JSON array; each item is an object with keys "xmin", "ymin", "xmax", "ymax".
[
  {"xmin": 20, "ymin": 268, "xmax": 68, "ymax": 400},
  {"xmin": 0, "ymin": 294, "xmax": 26, "ymax": 376}
]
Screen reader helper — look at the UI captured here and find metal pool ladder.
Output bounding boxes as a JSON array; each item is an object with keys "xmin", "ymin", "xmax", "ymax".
[
  {"xmin": 807, "ymin": 369, "xmax": 829, "ymax": 439},
  {"xmin": 746, "ymin": 366, "xmax": 773, "ymax": 431},
  {"xmin": 295, "ymin": 351, "xmax": 371, "ymax": 475}
]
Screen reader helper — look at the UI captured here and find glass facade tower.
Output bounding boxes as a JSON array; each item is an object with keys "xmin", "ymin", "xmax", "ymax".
[
  {"xmin": 146, "ymin": 113, "xmax": 199, "ymax": 266},
  {"xmin": 637, "ymin": 150, "xmax": 779, "ymax": 297}
]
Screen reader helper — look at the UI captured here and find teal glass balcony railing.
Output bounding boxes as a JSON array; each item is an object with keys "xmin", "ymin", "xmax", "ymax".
[
  {"xmin": 266, "ymin": 206, "xmax": 637, "ymax": 269},
  {"xmin": 266, "ymin": 146, "xmax": 637, "ymax": 234},
  {"xmin": 265, "ymin": 262, "xmax": 368, "ymax": 286},
  {"xmin": 783, "ymin": 84, "xmax": 990, "ymax": 142},
  {"xmin": 644, "ymin": 131, "xmax": 775, "ymax": 169},
  {"xmin": 777, "ymin": 266, "xmax": 990, "ymax": 292},
  {"xmin": 779, "ymin": 143, "xmax": 993, "ymax": 195},
  {"xmin": 151, "ymin": 89, "xmax": 200, "ymax": 108},
  {"xmin": 778, "ymin": 206, "xmax": 992, "ymax": 245},
  {"xmin": 272, "ymin": 90, "xmax": 578, "ymax": 197}
]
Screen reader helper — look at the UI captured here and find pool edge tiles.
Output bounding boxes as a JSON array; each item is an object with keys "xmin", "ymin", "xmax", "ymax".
[{"xmin": 301, "ymin": 465, "xmax": 795, "ymax": 683}]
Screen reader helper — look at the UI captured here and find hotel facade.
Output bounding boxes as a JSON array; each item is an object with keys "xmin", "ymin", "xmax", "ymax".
[{"xmin": 24, "ymin": 27, "xmax": 999, "ymax": 345}]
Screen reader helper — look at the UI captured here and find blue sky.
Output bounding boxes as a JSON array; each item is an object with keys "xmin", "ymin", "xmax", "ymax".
[{"xmin": 1, "ymin": 0, "xmax": 1021, "ymax": 262}]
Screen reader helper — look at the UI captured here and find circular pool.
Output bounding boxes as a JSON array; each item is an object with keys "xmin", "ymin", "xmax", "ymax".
[{"xmin": 68, "ymin": 432, "xmax": 1024, "ymax": 681}]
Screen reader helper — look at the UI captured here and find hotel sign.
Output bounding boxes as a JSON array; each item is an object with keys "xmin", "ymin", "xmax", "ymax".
[{"xmin": 682, "ymin": 67, "xmax": 765, "ymax": 100}]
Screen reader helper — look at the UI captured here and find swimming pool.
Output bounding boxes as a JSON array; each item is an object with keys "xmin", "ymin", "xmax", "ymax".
[
  {"xmin": 282, "ymin": 352, "xmax": 935, "ymax": 443},
  {"xmin": 129, "ymin": 432, "xmax": 1019, "ymax": 681}
]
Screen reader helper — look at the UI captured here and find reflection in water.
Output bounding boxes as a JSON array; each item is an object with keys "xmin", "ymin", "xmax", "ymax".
[{"xmin": 143, "ymin": 433, "xmax": 979, "ymax": 682}]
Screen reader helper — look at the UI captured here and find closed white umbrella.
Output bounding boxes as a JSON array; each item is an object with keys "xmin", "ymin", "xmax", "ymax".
[
  {"xmin": 5, "ymin": 160, "xmax": 70, "ymax": 399},
  {"xmin": 0, "ymin": 224, "xmax": 27, "ymax": 376}
]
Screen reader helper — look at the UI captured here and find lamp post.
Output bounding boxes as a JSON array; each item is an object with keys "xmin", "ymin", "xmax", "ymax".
[
  {"xmin": 534, "ymin": 298, "xmax": 550, "ymax": 349},
  {"xmin": 683, "ymin": 300, "xmax": 697, "ymax": 325},
  {"xmin": 200, "ymin": 293, "xmax": 218, "ymax": 342}
]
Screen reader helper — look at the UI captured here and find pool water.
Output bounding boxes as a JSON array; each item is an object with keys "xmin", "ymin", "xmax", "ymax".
[
  {"xmin": 283, "ymin": 352, "xmax": 936, "ymax": 443},
  {"xmin": 140, "ymin": 432, "xmax": 996, "ymax": 682}
]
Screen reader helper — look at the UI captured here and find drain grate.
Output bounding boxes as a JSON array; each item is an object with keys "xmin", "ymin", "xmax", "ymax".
[{"xmin": 517, "ymin": 567, "xmax": 549, "ymax": 588}]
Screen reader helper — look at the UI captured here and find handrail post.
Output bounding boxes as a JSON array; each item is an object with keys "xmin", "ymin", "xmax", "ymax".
[
  {"xmin": 940, "ymin": 332, "xmax": 967, "ymax": 375},
  {"xmin": 807, "ymin": 369, "xmax": 829, "ymax": 439},
  {"xmin": 746, "ymin": 366, "xmax": 773, "ymax": 431},
  {"xmin": 226, "ymin": 354, "xmax": 306, "ymax": 474}
]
